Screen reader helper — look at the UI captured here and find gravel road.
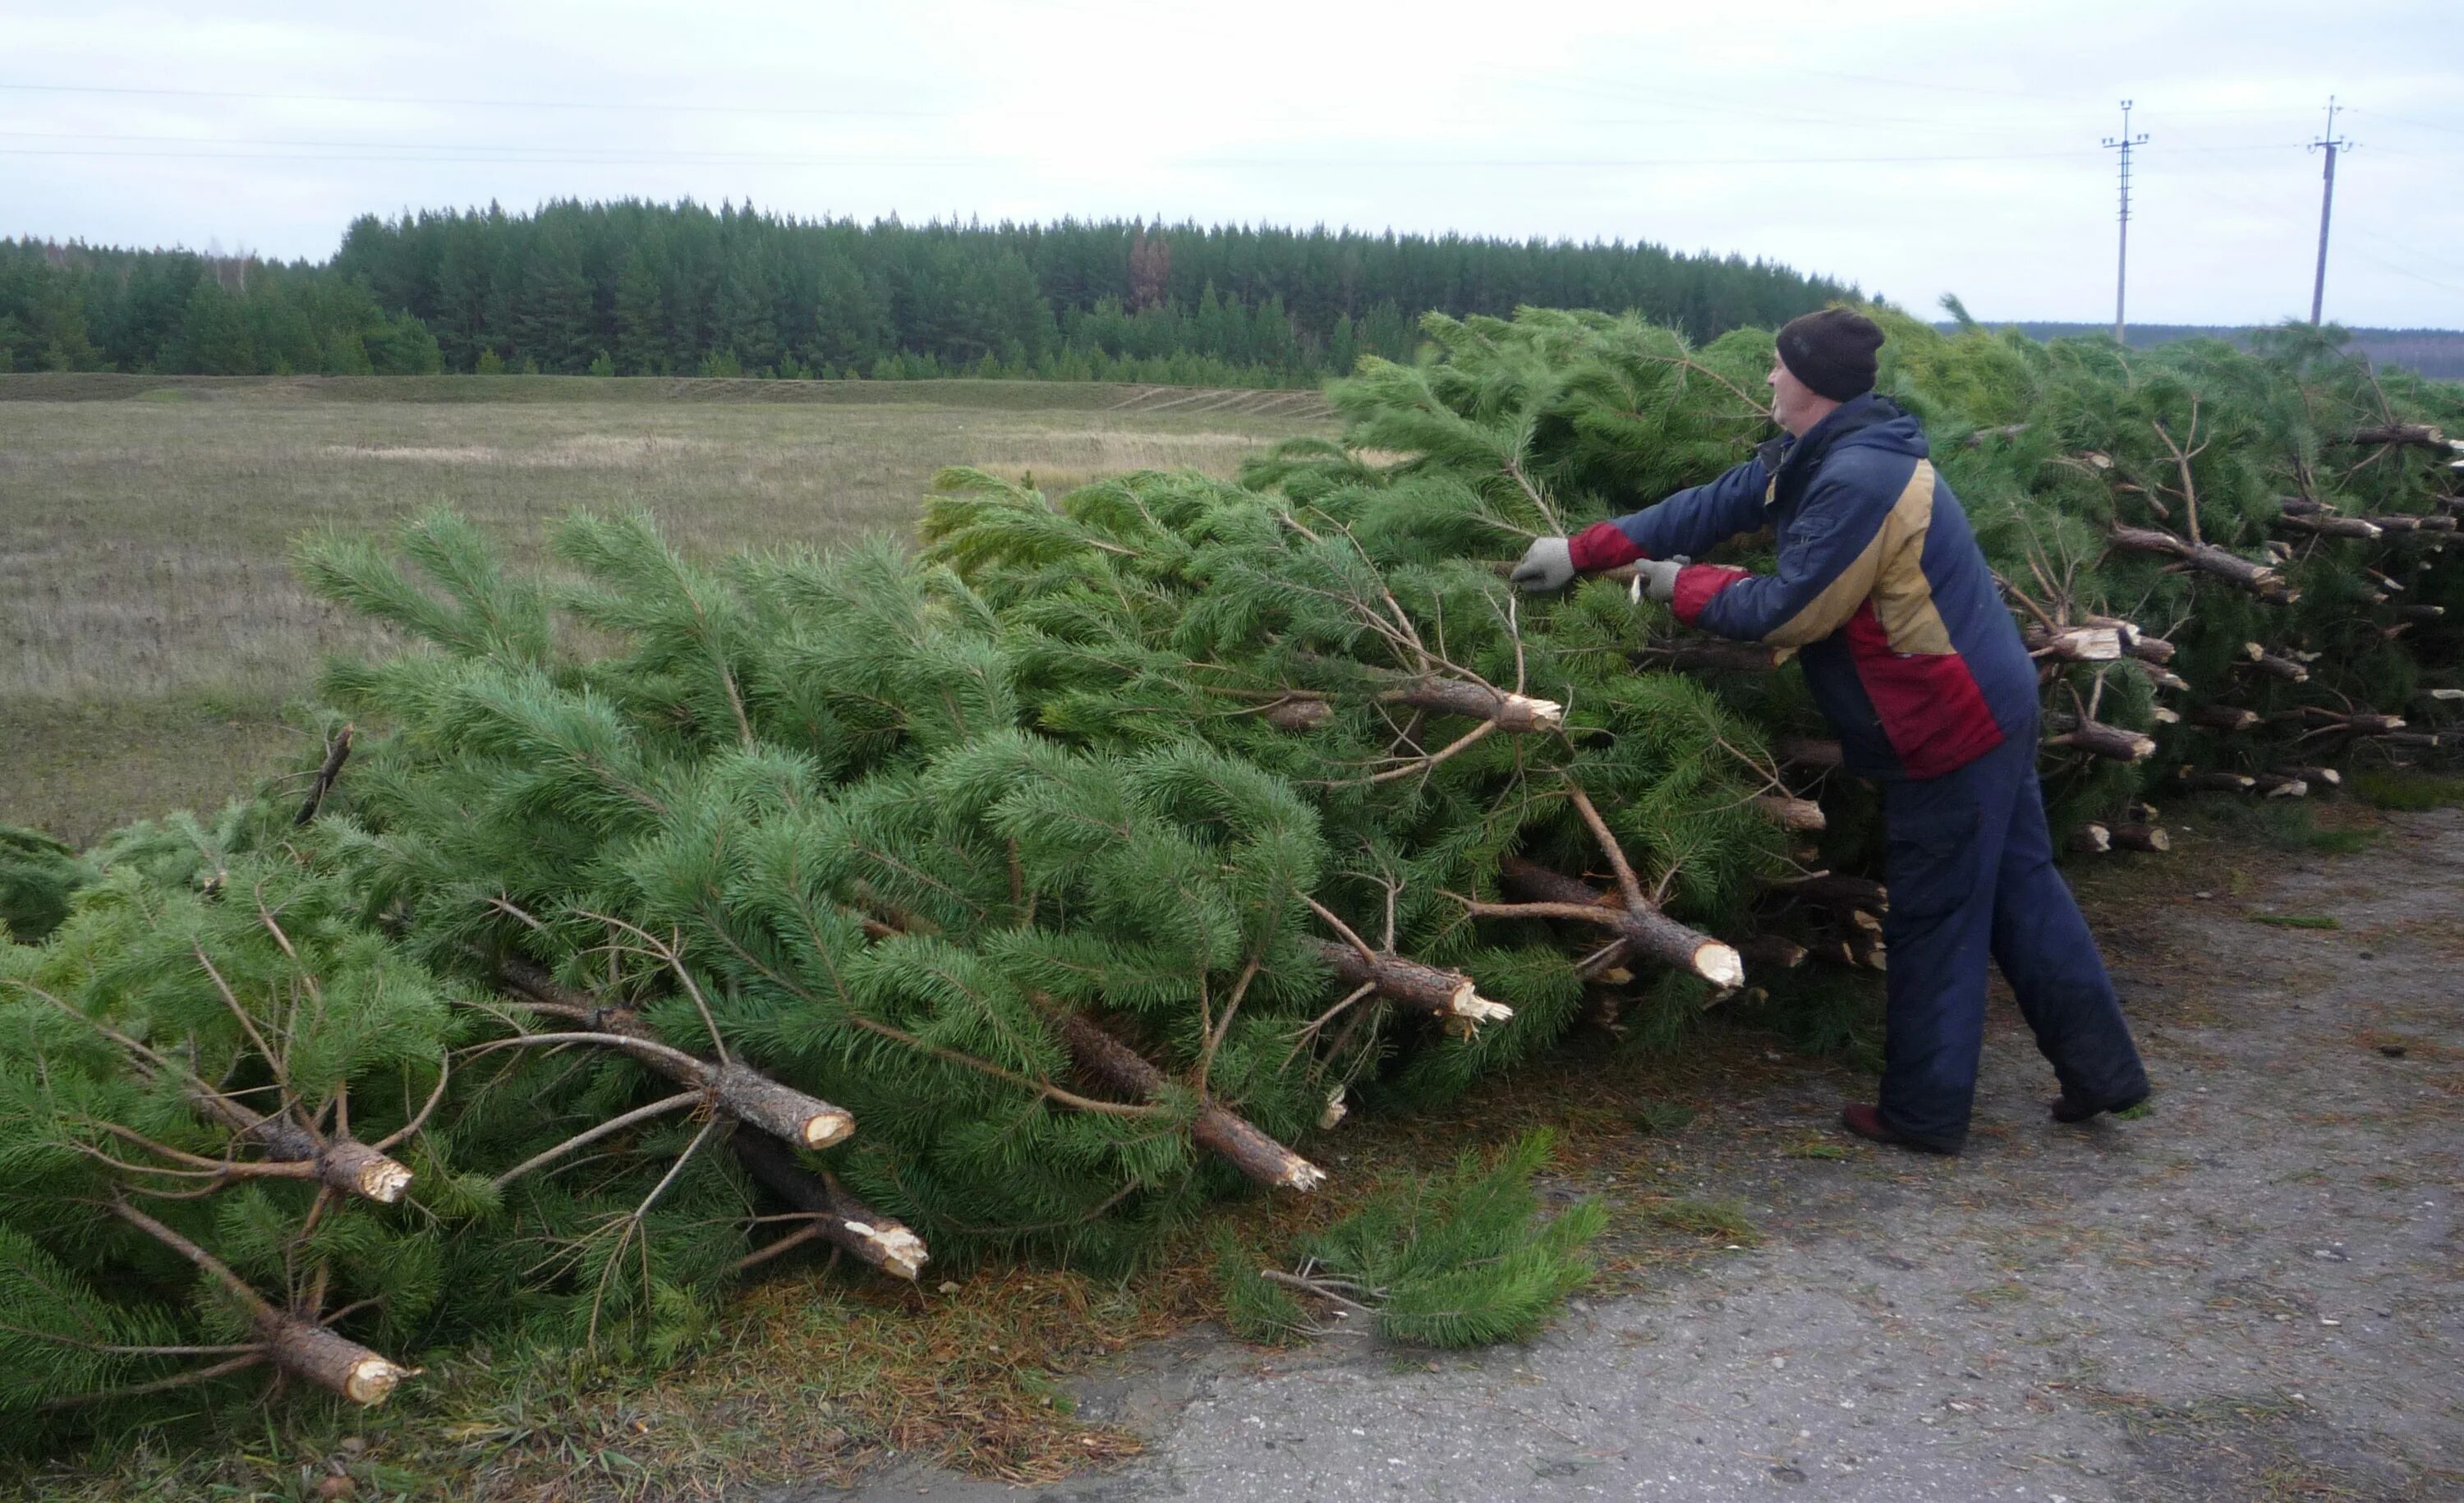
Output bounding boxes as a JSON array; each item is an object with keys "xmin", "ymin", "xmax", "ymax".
[{"xmin": 802, "ymin": 807, "xmax": 2463, "ymax": 1502}]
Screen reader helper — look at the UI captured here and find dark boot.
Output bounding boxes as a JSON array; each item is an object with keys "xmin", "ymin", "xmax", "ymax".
[
  {"xmin": 1841, "ymin": 1102, "xmax": 1960, "ymax": 1156},
  {"xmin": 2049, "ymin": 1089, "xmax": 2148, "ymax": 1124}
]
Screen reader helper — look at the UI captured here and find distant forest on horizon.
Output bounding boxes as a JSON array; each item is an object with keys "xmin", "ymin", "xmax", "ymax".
[
  {"xmin": 1947, "ymin": 320, "xmax": 2464, "ymax": 380},
  {"xmin": 0, "ymin": 201, "xmax": 1855, "ymax": 387}
]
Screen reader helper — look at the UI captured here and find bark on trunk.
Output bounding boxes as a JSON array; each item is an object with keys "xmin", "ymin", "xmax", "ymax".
[
  {"xmin": 496, "ymin": 959, "xmax": 853, "ymax": 1151},
  {"xmin": 1633, "ymin": 639, "xmax": 1791, "ymax": 673},
  {"xmin": 2110, "ymin": 524, "xmax": 2292, "ymax": 600},
  {"xmin": 1379, "ymin": 678, "xmax": 1562, "ymax": 731},
  {"xmin": 2091, "ymin": 617, "xmax": 2177, "ymax": 664},
  {"xmin": 732, "ymin": 1133, "xmax": 928, "ymax": 1280},
  {"xmin": 1496, "ymin": 857, "xmax": 1745, "ymax": 988},
  {"xmin": 2024, "ymin": 625, "xmax": 2124, "ymax": 662},
  {"xmin": 2399, "ymin": 604, "xmax": 2446, "ymax": 623},
  {"xmin": 260, "ymin": 1312, "xmax": 413, "ymax": 1407},
  {"xmin": 1735, "ymin": 935, "xmax": 1809, "ymax": 972},
  {"xmin": 2280, "ymin": 765, "xmax": 2342, "ymax": 788},
  {"xmin": 2046, "ymin": 713, "xmax": 2158, "ymax": 762},
  {"xmin": 2250, "ymin": 773, "xmax": 2310, "ymax": 798},
  {"xmin": 199, "ymin": 1098, "xmax": 413, "ymax": 1205},
  {"xmin": 1753, "ymin": 795, "xmax": 1827, "ymax": 833},
  {"xmin": 1260, "ymin": 695, "xmax": 1335, "ymax": 732},
  {"xmin": 2068, "ymin": 823, "xmax": 2112, "ymax": 854},
  {"xmin": 2239, "ymin": 647, "xmax": 2310, "ymax": 683},
  {"xmin": 1054, "ymin": 1012, "xmax": 1324, "ymax": 1192},
  {"xmin": 2276, "ymin": 512, "xmax": 2383, "ymax": 541},
  {"xmin": 1766, "ymin": 871, "xmax": 1889, "ymax": 917},
  {"xmin": 2344, "ymin": 422, "xmax": 2452, "ymax": 449},
  {"xmin": 2185, "ymin": 770, "xmax": 2258, "ymax": 793},
  {"xmin": 1311, "ymin": 940, "xmax": 1510, "ymax": 1024},
  {"xmin": 292, "ymin": 724, "xmax": 353, "ymax": 828},
  {"xmin": 2190, "ymin": 705, "xmax": 2260, "ymax": 733},
  {"xmin": 2110, "ymin": 822, "xmax": 2172, "ymax": 853}
]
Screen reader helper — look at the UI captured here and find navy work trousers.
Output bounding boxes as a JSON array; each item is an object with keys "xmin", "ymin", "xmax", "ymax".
[{"xmin": 1876, "ymin": 729, "xmax": 2149, "ymax": 1150}]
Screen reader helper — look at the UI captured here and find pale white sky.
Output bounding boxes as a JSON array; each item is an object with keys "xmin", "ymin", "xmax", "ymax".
[{"xmin": 7, "ymin": 0, "xmax": 2461, "ymax": 327}]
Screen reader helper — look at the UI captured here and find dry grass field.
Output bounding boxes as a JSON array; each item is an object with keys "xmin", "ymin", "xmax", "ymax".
[{"xmin": 0, "ymin": 376, "xmax": 1334, "ymax": 844}]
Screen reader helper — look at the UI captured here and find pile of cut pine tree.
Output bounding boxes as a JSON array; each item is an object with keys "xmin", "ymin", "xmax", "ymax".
[{"xmin": 1, "ymin": 306, "xmax": 2455, "ymax": 1434}]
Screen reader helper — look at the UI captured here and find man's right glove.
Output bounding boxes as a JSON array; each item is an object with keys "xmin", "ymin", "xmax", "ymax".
[{"xmin": 1509, "ymin": 536, "xmax": 1578, "ymax": 594}]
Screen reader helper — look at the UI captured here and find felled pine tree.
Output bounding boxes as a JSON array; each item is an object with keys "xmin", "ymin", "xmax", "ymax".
[
  {"xmin": 1232, "ymin": 306, "xmax": 2458, "ymax": 865},
  {"xmin": 0, "ymin": 850, "xmax": 453, "ymax": 1421},
  {"xmin": 921, "ymin": 461, "xmax": 1799, "ymax": 1078},
  {"xmin": 292, "ymin": 511, "xmax": 1469, "ymax": 1276}
]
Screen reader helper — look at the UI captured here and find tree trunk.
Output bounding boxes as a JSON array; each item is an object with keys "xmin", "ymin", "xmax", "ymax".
[
  {"xmin": 196, "ymin": 1097, "xmax": 412, "ymax": 1205},
  {"xmin": 1261, "ymin": 695, "xmax": 1334, "ymax": 732},
  {"xmin": 2250, "ymin": 773, "xmax": 2310, "ymax": 798},
  {"xmin": 1379, "ymin": 677, "xmax": 1562, "ymax": 731},
  {"xmin": 1633, "ymin": 638, "xmax": 1791, "ymax": 673},
  {"xmin": 1311, "ymin": 940, "xmax": 1509, "ymax": 1024},
  {"xmin": 1753, "ymin": 795, "xmax": 1827, "ymax": 833},
  {"xmin": 292, "ymin": 724, "xmax": 353, "ymax": 827},
  {"xmin": 1735, "ymin": 935, "xmax": 1809, "ymax": 972},
  {"xmin": 496, "ymin": 959, "xmax": 853, "ymax": 1151},
  {"xmin": 2110, "ymin": 822, "xmax": 2171, "ymax": 853},
  {"xmin": 2045, "ymin": 713, "xmax": 2158, "ymax": 762},
  {"xmin": 2238, "ymin": 647, "xmax": 2310, "ymax": 683},
  {"xmin": 1767, "ymin": 871, "xmax": 1889, "ymax": 916},
  {"xmin": 2068, "ymin": 823, "xmax": 2112, "ymax": 854},
  {"xmin": 2190, "ymin": 705, "xmax": 2260, "ymax": 733},
  {"xmin": 1496, "ymin": 857, "xmax": 1745, "ymax": 988},
  {"xmin": 260, "ymin": 1312, "xmax": 414, "ymax": 1407},
  {"xmin": 2110, "ymin": 524, "xmax": 2292, "ymax": 600},
  {"xmin": 2184, "ymin": 770, "xmax": 2258, "ymax": 793},
  {"xmin": 2344, "ymin": 422, "xmax": 2452, "ymax": 449},
  {"xmin": 732, "ymin": 1133, "xmax": 928, "ymax": 1280},
  {"xmin": 2276, "ymin": 512, "xmax": 2383, "ymax": 541},
  {"xmin": 1054, "ymin": 1012, "xmax": 1324, "ymax": 1192},
  {"xmin": 2024, "ymin": 624, "xmax": 2124, "ymax": 661}
]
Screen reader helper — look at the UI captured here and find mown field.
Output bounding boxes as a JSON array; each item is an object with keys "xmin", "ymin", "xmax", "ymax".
[{"xmin": 0, "ymin": 375, "xmax": 1335, "ymax": 843}]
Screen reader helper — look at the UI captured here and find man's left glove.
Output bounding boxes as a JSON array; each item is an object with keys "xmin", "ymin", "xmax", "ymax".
[
  {"xmin": 1509, "ymin": 536, "xmax": 1578, "ymax": 594},
  {"xmin": 1630, "ymin": 556, "xmax": 1690, "ymax": 604}
]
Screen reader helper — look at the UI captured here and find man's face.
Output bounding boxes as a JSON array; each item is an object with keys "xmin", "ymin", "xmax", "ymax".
[{"xmin": 1766, "ymin": 356, "xmax": 1834, "ymax": 438}]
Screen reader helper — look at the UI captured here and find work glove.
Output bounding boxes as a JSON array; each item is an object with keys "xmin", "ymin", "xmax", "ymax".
[
  {"xmin": 1630, "ymin": 556, "xmax": 1690, "ymax": 605},
  {"xmin": 1509, "ymin": 536, "xmax": 1578, "ymax": 594}
]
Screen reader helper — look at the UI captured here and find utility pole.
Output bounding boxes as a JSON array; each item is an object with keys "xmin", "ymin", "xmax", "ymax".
[
  {"xmin": 2307, "ymin": 96, "xmax": 2355, "ymax": 325},
  {"xmin": 2103, "ymin": 100, "xmax": 2150, "ymax": 345}
]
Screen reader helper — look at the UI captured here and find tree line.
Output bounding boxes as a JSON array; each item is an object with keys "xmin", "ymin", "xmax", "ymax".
[{"xmin": 2, "ymin": 201, "xmax": 1855, "ymax": 385}]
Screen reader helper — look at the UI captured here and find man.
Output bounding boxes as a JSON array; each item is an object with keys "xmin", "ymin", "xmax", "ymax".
[{"xmin": 1511, "ymin": 307, "xmax": 2149, "ymax": 1154}]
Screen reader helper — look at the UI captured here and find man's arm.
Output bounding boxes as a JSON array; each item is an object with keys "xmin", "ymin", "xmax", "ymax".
[
  {"xmin": 1670, "ymin": 474, "xmax": 1902, "ymax": 646},
  {"xmin": 1565, "ymin": 456, "xmax": 1772, "ymax": 572}
]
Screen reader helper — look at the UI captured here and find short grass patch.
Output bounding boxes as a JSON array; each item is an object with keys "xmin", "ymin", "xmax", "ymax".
[
  {"xmin": 2244, "ymin": 911, "xmax": 2342, "ymax": 931},
  {"xmin": 2349, "ymin": 768, "xmax": 2464, "ymax": 811},
  {"xmin": 1646, "ymin": 1197, "xmax": 1759, "ymax": 1243}
]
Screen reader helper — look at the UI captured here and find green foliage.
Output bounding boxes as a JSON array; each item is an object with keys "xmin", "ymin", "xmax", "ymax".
[
  {"xmin": 1240, "ymin": 1130, "xmax": 1603, "ymax": 1348},
  {"xmin": 0, "ymin": 825, "xmax": 89, "ymax": 941}
]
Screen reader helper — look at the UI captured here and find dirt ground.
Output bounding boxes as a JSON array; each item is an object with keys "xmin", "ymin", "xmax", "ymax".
[{"xmin": 797, "ymin": 807, "xmax": 2463, "ymax": 1503}]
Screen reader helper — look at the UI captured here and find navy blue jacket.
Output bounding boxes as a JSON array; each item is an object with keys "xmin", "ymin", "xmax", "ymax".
[{"xmin": 1568, "ymin": 395, "xmax": 2038, "ymax": 780}]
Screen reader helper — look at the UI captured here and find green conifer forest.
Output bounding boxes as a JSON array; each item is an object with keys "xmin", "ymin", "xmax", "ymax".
[{"xmin": 2, "ymin": 202, "xmax": 1851, "ymax": 383}]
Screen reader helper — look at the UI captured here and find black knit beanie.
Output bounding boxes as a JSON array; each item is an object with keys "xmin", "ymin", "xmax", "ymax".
[{"xmin": 1775, "ymin": 308, "xmax": 1884, "ymax": 402}]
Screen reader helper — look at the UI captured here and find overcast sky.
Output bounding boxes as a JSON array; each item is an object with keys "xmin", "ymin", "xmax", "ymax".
[{"xmin": 8, "ymin": 0, "xmax": 2461, "ymax": 328}]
